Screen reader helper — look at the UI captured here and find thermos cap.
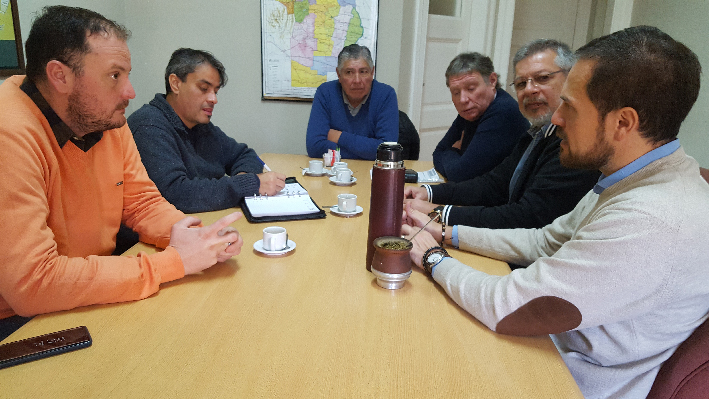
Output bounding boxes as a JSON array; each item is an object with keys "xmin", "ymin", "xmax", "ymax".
[{"xmin": 376, "ymin": 142, "xmax": 403, "ymax": 163}]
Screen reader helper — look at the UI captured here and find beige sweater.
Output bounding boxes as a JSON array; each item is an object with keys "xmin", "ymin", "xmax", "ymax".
[{"xmin": 434, "ymin": 146, "xmax": 709, "ymax": 398}]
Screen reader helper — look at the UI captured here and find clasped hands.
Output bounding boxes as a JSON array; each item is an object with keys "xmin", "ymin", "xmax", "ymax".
[
  {"xmin": 169, "ymin": 211, "xmax": 245, "ymax": 275},
  {"xmin": 402, "ymin": 186, "xmax": 445, "ymax": 269}
]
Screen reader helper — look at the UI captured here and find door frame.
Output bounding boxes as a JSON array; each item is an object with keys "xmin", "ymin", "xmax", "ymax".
[
  {"xmin": 402, "ymin": 0, "xmax": 634, "ymax": 130},
  {"xmin": 404, "ymin": 0, "xmax": 517, "ymax": 130}
]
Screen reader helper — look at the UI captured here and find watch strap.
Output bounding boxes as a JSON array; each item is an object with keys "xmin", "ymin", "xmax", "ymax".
[{"xmin": 427, "ymin": 205, "xmax": 444, "ymax": 220}]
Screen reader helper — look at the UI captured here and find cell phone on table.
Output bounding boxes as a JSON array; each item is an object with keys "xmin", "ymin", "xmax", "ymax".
[{"xmin": 0, "ymin": 326, "xmax": 92, "ymax": 369}]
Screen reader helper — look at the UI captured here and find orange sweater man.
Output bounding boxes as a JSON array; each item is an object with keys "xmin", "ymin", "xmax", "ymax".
[
  {"xmin": 0, "ymin": 6, "xmax": 243, "ymax": 322},
  {"xmin": 0, "ymin": 75, "xmax": 184, "ymax": 318}
]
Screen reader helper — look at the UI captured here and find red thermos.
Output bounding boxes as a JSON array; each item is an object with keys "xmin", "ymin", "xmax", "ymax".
[{"xmin": 366, "ymin": 143, "xmax": 405, "ymax": 271}]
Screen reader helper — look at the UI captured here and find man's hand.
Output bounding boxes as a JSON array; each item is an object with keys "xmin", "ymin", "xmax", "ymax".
[
  {"xmin": 404, "ymin": 186, "xmax": 429, "ymax": 200},
  {"xmin": 402, "ymin": 202, "xmax": 442, "ymax": 241},
  {"xmin": 451, "ymin": 130, "xmax": 465, "ymax": 150},
  {"xmin": 216, "ymin": 226, "xmax": 242, "ymax": 263},
  {"xmin": 401, "ymin": 224, "xmax": 440, "ymax": 269},
  {"xmin": 327, "ymin": 129, "xmax": 342, "ymax": 144},
  {"xmin": 257, "ymin": 172, "xmax": 287, "ymax": 195},
  {"xmin": 404, "ymin": 198, "xmax": 438, "ymax": 214},
  {"xmin": 169, "ymin": 212, "xmax": 244, "ymax": 275}
]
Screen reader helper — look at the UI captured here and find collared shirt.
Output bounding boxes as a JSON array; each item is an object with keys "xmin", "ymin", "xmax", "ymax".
[
  {"xmin": 593, "ymin": 139, "xmax": 681, "ymax": 194},
  {"xmin": 19, "ymin": 78, "xmax": 103, "ymax": 152},
  {"xmin": 342, "ymin": 88, "xmax": 370, "ymax": 117},
  {"xmin": 508, "ymin": 124, "xmax": 556, "ymax": 199}
]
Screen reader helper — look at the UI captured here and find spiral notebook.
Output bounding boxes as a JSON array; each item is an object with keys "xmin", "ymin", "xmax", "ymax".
[{"xmin": 240, "ymin": 177, "xmax": 326, "ymax": 223}]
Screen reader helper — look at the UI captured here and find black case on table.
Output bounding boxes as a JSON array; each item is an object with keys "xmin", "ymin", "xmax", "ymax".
[
  {"xmin": 239, "ymin": 177, "xmax": 326, "ymax": 223},
  {"xmin": 0, "ymin": 326, "xmax": 92, "ymax": 369}
]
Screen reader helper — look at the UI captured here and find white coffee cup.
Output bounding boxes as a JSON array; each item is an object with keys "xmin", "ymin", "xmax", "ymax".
[
  {"xmin": 309, "ymin": 160, "xmax": 323, "ymax": 174},
  {"xmin": 263, "ymin": 226, "xmax": 288, "ymax": 251},
  {"xmin": 337, "ymin": 193, "xmax": 357, "ymax": 212},
  {"xmin": 336, "ymin": 168, "xmax": 353, "ymax": 182},
  {"xmin": 333, "ymin": 162, "xmax": 348, "ymax": 171}
]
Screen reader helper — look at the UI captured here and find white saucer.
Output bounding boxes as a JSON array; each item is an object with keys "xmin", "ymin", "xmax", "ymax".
[
  {"xmin": 302, "ymin": 168, "xmax": 328, "ymax": 177},
  {"xmin": 329, "ymin": 176, "xmax": 357, "ymax": 186},
  {"xmin": 330, "ymin": 205, "xmax": 363, "ymax": 216},
  {"xmin": 253, "ymin": 239, "xmax": 296, "ymax": 255}
]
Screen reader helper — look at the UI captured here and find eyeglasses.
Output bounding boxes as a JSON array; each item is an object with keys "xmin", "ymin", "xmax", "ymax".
[{"xmin": 510, "ymin": 70, "xmax": 565, "ymax": 91}]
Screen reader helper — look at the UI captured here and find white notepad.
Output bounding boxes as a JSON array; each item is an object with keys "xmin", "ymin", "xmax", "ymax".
[
  {"xmin": 243, "ymin": 183, "xmax": 321, "ymax": 217},
  {"xmin": 417, "ymin": 168, "xmax": 444, "ymax": 183}
]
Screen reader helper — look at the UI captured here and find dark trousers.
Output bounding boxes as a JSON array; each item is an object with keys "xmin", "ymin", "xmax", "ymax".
[
  {"xmin": 0, "ymin": 315, "xmax": 33, "ymax": 343},
  {"xmin": 113, "ymin": 224, "xmax": 140, "ymax": 255}
]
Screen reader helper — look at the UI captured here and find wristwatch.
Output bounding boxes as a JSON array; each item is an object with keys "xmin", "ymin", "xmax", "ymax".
[
  {"xmin": 422, "ymin": 246, "xmax": 451, "ymax": 275},
  {"xmin": 427, "ymin": 205, "xmax": 444, "ymax": 221}
]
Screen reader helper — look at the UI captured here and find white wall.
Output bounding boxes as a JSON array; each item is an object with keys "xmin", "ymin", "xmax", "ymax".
[
  {"xmin": 631, "ymin": 0, "xmax": 709, "ymax": 167},
  {"xmin": 6, "ymin": 1, "xmax": 707, "ymax": 165},
  {"xmin": 8, "ymin": 0, "xmax": 403, "ymax": 156}
]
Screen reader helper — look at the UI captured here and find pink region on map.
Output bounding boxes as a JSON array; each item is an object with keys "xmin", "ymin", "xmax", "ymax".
[
  {"xmin": 291, "ymin": 13, "xmax": 317, "ymax": 68},
  {"xmin": 330, "ymin": 5, "xmax": 353, "ymax": 56}
]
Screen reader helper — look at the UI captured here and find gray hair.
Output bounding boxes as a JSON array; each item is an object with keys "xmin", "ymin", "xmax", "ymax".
[
  {"xmin": 165, "ymin": 48, "xmax": 228, "ymax": 94},
  {"xmin": 337, "ymin": 44, "xmax": 374, "ymax": 70},
  {"xmin": 445, "ymin": 52, "xmax": 499, "ymax": 89},
  {"xmin": 512, "ymin": 39, "xmax": 574, "ymax": 72}
]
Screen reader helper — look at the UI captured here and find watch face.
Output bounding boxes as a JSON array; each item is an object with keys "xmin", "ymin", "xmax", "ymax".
[{"xmin": 427, "ymin": 252, "xmax": 444, "ymax": 264}]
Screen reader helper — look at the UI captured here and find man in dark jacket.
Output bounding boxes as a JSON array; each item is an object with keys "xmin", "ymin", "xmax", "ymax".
[
  {"xmin": 431, "ymin": 52, "xmax": 529, "ymax": 182},
  {"xmin": 128, "ymin": 48, "xmax": 286, "ymax": 213},
  {"xmin": 404, "ymin": 39, "xmax": 599, "ymax": 230}
]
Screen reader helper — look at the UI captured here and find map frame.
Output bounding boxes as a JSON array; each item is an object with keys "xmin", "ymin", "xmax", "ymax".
[
  {"xmin": 0, "ymin": 0, "xmax": 25, "ymax": 77},
  {"xmin": 260, "ymin": 0, "xmax": 379, "ymax": 102}
]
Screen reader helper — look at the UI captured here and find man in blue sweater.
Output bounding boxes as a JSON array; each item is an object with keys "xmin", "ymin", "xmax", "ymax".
[
  {"xmin": 432, "ymin": 52, "xmax": 530, "ymax": 182},
  {"xmin": 306, "ymin": 44, "xmax": 398, "ymax": 160},
  {"xmin": 129, "ymin": 48, "xmax": 286, "ymax": 213}
]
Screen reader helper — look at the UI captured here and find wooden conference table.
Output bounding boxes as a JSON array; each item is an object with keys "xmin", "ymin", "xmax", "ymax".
[{"xmin": 3, "ymin": 154, "xmax": 582, "ymax": 398}]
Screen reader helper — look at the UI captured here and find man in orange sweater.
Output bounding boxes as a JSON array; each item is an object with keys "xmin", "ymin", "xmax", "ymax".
[{"xmin": 0, "ymin": 6, "xmax": 244, "ymax": 338}]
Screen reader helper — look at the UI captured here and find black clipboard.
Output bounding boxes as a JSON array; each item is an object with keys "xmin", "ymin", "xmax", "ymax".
[{"xmin": 240, "ymin": 177, "xmax": 326, "ymax": 223}]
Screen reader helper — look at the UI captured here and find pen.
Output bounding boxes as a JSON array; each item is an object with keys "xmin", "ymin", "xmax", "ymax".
[{"xmin": 258, "ymin": 157, "xmax": 272, "ymax": 172}]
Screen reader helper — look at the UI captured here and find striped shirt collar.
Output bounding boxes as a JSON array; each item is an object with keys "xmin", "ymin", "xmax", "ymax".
[
  {"xmin": 530, "ymin": 123, "xmax": 557, "ymax": 139},
  {"xmin": 20, "ymin": 78, "xmax": 103, "ymax": 152}
]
